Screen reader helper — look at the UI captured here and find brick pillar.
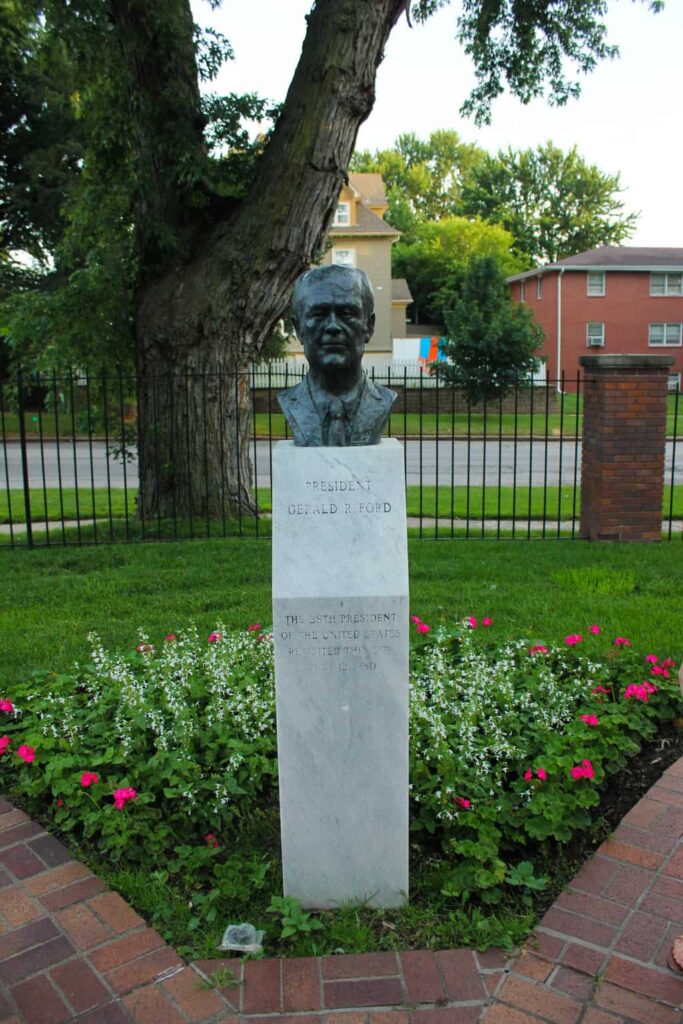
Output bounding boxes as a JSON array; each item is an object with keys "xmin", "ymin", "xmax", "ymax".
[{"xmin": 579, "ymin": 354, "xmax": 674, "ymax": 541}]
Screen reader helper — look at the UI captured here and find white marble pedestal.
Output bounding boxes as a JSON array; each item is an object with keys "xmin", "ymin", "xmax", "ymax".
[{"xmin": 272, "ymin": 439, "xmax": 409, "ymax": 909}]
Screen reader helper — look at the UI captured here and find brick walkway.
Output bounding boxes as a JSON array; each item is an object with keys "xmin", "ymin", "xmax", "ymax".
[{"xmin": 1, "ymin": 761, "xmax": 682, "ymax": 1024}]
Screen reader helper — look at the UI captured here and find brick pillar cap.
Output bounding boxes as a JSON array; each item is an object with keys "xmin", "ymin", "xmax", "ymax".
[{"xmin": 579, "ymin": 354, "xmax": 675, "ymax": 369}]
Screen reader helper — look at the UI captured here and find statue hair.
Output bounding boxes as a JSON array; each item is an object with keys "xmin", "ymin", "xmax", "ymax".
[{"xmin": 292, "ymin": 264, "xmax": 374, "ymax": 323}]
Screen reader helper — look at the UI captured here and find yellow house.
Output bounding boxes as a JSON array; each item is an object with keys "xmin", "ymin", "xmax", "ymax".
[{"xmin": 285, "ymin": 173, "xmax": 412, "ymax": 366}]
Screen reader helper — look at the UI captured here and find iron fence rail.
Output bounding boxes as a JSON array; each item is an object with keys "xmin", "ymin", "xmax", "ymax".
[{"xmin": 0, "ymin": 368, "xmax": 680, "ymax": 548}]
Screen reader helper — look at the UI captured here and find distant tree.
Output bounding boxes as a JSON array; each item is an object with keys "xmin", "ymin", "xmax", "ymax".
[
  {"xmin": 459, "ymin": 143, "xmax": 638, "ymax": 265},
  {"xmin": 438, "ymin": 257, "xmax": 543, "ymax": 404},
  {"xmin": 351, "ymin": 130, "xmax": 486, "ymax": 238},
  {"xmin": 393, "ymin": 217, "xmax": 522, "ymax": 324}
]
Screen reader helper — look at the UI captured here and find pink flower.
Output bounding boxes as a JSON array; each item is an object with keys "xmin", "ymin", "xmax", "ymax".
[
  {"xmin": 164, "ymin": 634, "xmax": 177, "ymax": 642},
  {"xmin": 112, "ymin": 787, "xmax": 138, "ymax": 810},
  {"xmin": 482, "ymin": 617, "xmax": 493, "ymax": 627},
  {"xmin": 565, "ymin": 634, "xmax": 583, "ymax": 646},
  {"xmin": 16, "ymin": 744, "xmax": 35, "ymax": 763},
  {"xmin": 644, "ymin": 654, "xmax": 658, "ymax": 664},
  {"xmin": 467, "ymin": 616, "xmax": 477, "ymax": 629},
  {"xmin": 523, "ymin": 769, "xmax": 533, "ymax": 781},
  {"xmin": 580, "ymin": 714, "xmax": 599, "ymax": 726},
  {"xmin": 416, "ymin": 622, "xmax": 430, "ymax": 634},
  {"xmin": 614, "ymin": 637, "xmax": 631, "ymax": 648},
  {"xmin": 0, "ymin": 736, "xmax": 10, "ymax": 754},
  {"xmin": 453, "ymin": 796, "xmax": 470, "ymax": 810},
  {"xmin": 589, "ymin": 624, "xmax": 601, "ymax": 635},
  {"xmin": 207, "ymin": 631, "xmax": 222, "ymax": 644},
  {"xmin": 537, "ymin": 768, "xmax": 547, "ymax": 781},
  {"xmin": 204, "ymin": 832, "xmax": 219, "ymax": 848},
  {"xmin": 624, "ymin": 683, "xmax": 650, "ymax": 702},
  {"xmin": 651, "ymin": 665, "xmax": 669, "ymax": 678},
  {"xmin": 411, "ymin": 615, "xmax": 422, "ymax": 624},
  {"xmin": 0, "ymin": 699, "xmax": 14, "ymax": 713},
  {"xmin": 642, "ymin": 680, "xmax": 658, "ymax": 694},
  {"xmin": 571, "ymin": 759, "xmax": 595, "ymax": 781},
  {"xmin": 591, "ymin": 685, "xmax": 610, "ymax": 695},
  {"xmin": 80, "ymin": 772, "xmax": 99, "ymax": 788},
  {"xmin": 529, "ymin": 644, "xmax": 548, "ymax": 655},
  {"xmin": 135, "ymin": 643, "xmax": 154, "ymax": 654},
  {"xmin": 662, "ymin": 658, "xmax": 677, "ymax": 669},
  {"xmin": 246, "ymin": 623, "xmax": 261, "ymax": 633}
]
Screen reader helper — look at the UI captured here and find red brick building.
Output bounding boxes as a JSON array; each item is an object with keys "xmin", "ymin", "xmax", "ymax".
[{"xmin": 507, "ymin": 247, "xmax": 683, "ymax": 390}]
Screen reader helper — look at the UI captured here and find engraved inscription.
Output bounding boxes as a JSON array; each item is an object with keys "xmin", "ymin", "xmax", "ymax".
[
  {"xmin": 277, "ymin": 605, "xmax": 402, "ymax": 675},
  {"xmin": 285, "ymin": 479, "xmax": 393, "ymax": 516}
]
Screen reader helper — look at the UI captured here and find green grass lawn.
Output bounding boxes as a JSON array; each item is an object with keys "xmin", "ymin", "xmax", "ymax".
[
  {"xmin": 3, "ymin": 391, "xmax": 682, "ymax": 437},
  {"xmin": 1, "ymin": 537, "xmax": 681, "ymax": 688},
  {"xmin": 3, "ymin": 484, "xmax": 682, "ymax": 527}
]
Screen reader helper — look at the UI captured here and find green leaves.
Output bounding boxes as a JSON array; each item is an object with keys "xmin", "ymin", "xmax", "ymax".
[
  {"xmin": 266, "ymin": 896, "xmax": 323, "ymax": 940},
  {"xmin": 438, "ymin": 256, "xmax": 543, "ymax": 404},
  {"xmin": 459, "ymin": 143, "xmax": 638, "ymax": 264},
  {"xmin": 505, "ymin": 861, "xmax": 548, "ymax": 892}
]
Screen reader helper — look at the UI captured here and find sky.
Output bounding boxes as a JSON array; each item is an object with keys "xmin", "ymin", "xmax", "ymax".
[{"xmin": 191, "ymin": 1, "xmax": 683, "ymax": 248}]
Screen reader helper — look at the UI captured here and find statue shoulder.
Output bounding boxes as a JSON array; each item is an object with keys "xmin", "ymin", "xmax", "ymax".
[
  {"xmin": 277, "ymin": 378, "xmax": 308, "ymax": 409},
  {"xmin": 366, "ymin": 378, "xmax": 397, "ymax": 411}
]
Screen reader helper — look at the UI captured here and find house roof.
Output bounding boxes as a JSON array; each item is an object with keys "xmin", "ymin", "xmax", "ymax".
[
  {"xmin": 507, "ymin": 246, "xmax": 683, "ymax": 282},
  {"xmin": 330, "ymin": 202, "xmax": 399, "ymax": 237},
  {"xmin": 391, "ymin": 278, "xmax": 413, "ymax": 302},
  {"xmin": 349, "ymin": 173, "xmax": 387, "ymax": 206}
]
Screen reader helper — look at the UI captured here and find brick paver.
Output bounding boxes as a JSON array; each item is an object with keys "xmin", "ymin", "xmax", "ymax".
[{"xmin": 1, "ymin": 757, "xmax": 683, "ymax": 1023}]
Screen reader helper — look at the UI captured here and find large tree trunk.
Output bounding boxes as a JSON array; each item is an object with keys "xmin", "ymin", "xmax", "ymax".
[
  {"xmin": 135, "ymin": 350, "xmax": 255, "ymax": 522},
  {"xmin": 113, "ymin": 0, "xmax": 407, "ymax": 520}
]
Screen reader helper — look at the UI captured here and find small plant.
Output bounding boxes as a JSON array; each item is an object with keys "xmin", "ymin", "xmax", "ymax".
[
  {"xmin": 505, "ymin": 861, "xmax": 548, "ymax": 895},
  {"xmin": 266, "ymin": 895, "xmax": 324, "ymax": 940},
  {"xmin": 196, "ymin": 967, "xmax": 238, "ymax": 991}
]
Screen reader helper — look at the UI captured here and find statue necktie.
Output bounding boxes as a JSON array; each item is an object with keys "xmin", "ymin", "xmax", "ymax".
[{"xmin": 327, "ymin": 397, "xmax": 347, "ymax": 446}]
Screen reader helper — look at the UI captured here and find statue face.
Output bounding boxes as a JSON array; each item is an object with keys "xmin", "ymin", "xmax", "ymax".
[{"xmin": 295, "ymin": 272, "xmax": 375, "ymax": 378}]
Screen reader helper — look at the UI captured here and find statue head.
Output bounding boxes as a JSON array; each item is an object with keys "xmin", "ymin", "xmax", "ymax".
[{"xmin": 292, "ymin": 265, "xmax": 375, "ymax": 385}]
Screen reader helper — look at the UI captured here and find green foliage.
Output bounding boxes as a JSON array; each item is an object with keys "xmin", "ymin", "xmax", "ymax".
[
  {"xmin": 407, "ymin": 622, "xmax": 680, "ymax": 903},
  {"xmin": 393, "ymin": 217, "xmax": 521, "ymax": 324},
  {"xmin": 0, "ymin": 1, "xmax": 276, "ymax": 373},
  {"xmin": 438, "ymin": 257, "xmax": 543, "ymax": 402},
  {"xmin": 352, "ymin": 131, "xmax": 487, "ymax": 233},
  {"xmin": 267, "ymin": 896, "xmax": 324, "ymax": 940},
  {"xmin": 1, "ymin": 616, "xmax": 680, "ymax": 956},
  {"xmin": 411, "ymin": 0, "xmax": 664, "ymax": 126},
  {"xmin": 459, "ymin": 143, "xmax": 638, "ymax": 264}
]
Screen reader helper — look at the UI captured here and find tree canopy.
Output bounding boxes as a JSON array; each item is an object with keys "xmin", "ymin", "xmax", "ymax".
[
  {"xmin": 351, "ymin": 131, "xmax": 487, "ymax": 236},
  {"xmin": 458, "ymin": 143, "xmax": 639, "ymax": 265},
  {"xmin": 392, "ymin": 216, "xmax": 521, "ymax": 324}
]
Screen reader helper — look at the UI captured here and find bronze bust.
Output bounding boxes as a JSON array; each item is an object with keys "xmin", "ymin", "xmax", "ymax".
[{"xmin": 278, "ymin": 265, "xmax": 396, "ymax": 446}]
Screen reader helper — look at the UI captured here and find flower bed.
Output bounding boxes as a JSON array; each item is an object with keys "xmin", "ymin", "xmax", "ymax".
[{"xmin": 1, "ymin": 619, "xmax": 680, "ymax": 957}]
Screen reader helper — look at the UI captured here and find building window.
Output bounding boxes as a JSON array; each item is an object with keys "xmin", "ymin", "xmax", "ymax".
[
  {"xmin": 331, "ymin": 248, "xmax": 356, "ymax": 267},
  {"xmin": 650, "ymin": 272, "xmax": 683, "ymax": 296},
  {"xmin": 648, "ymin": 322, "xmax": 682, "ymax": 346},
  {"xmin": 333, "ymin": 202, "xmax": 350, "ymax": 227},
  {"xmin": 586, "ymin": 322, "xmax": 605, "ymax": 347},
  {"xmin": 587, "ymin": 271, "xmax": 605, "ymax": 296},
  {"xmin": 519, "ymin": 280, "xmax": 525, "ymax": 302},
  {"xmin": 669, "ymin": 373, "xmax": 681, "ymax": 392},
  {"xmin": 536, "ymin": 276, "xmax": 543, "ymax": 300}
]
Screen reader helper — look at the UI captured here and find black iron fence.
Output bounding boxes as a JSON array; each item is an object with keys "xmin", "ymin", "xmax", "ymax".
[{"xmin": 1, "ymin": 367, "xmax": 680, "ymax": 547}]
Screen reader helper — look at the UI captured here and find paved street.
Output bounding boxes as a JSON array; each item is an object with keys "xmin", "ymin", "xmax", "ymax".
[{"xmin": 2, "ymin": 438, "xmax": 682, "ymax": 491}]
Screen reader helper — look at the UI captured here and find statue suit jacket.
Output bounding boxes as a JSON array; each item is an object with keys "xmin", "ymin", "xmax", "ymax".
[{"xmin": 277, "ymin": 374, "xmax": 396, "ymax": 446}]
